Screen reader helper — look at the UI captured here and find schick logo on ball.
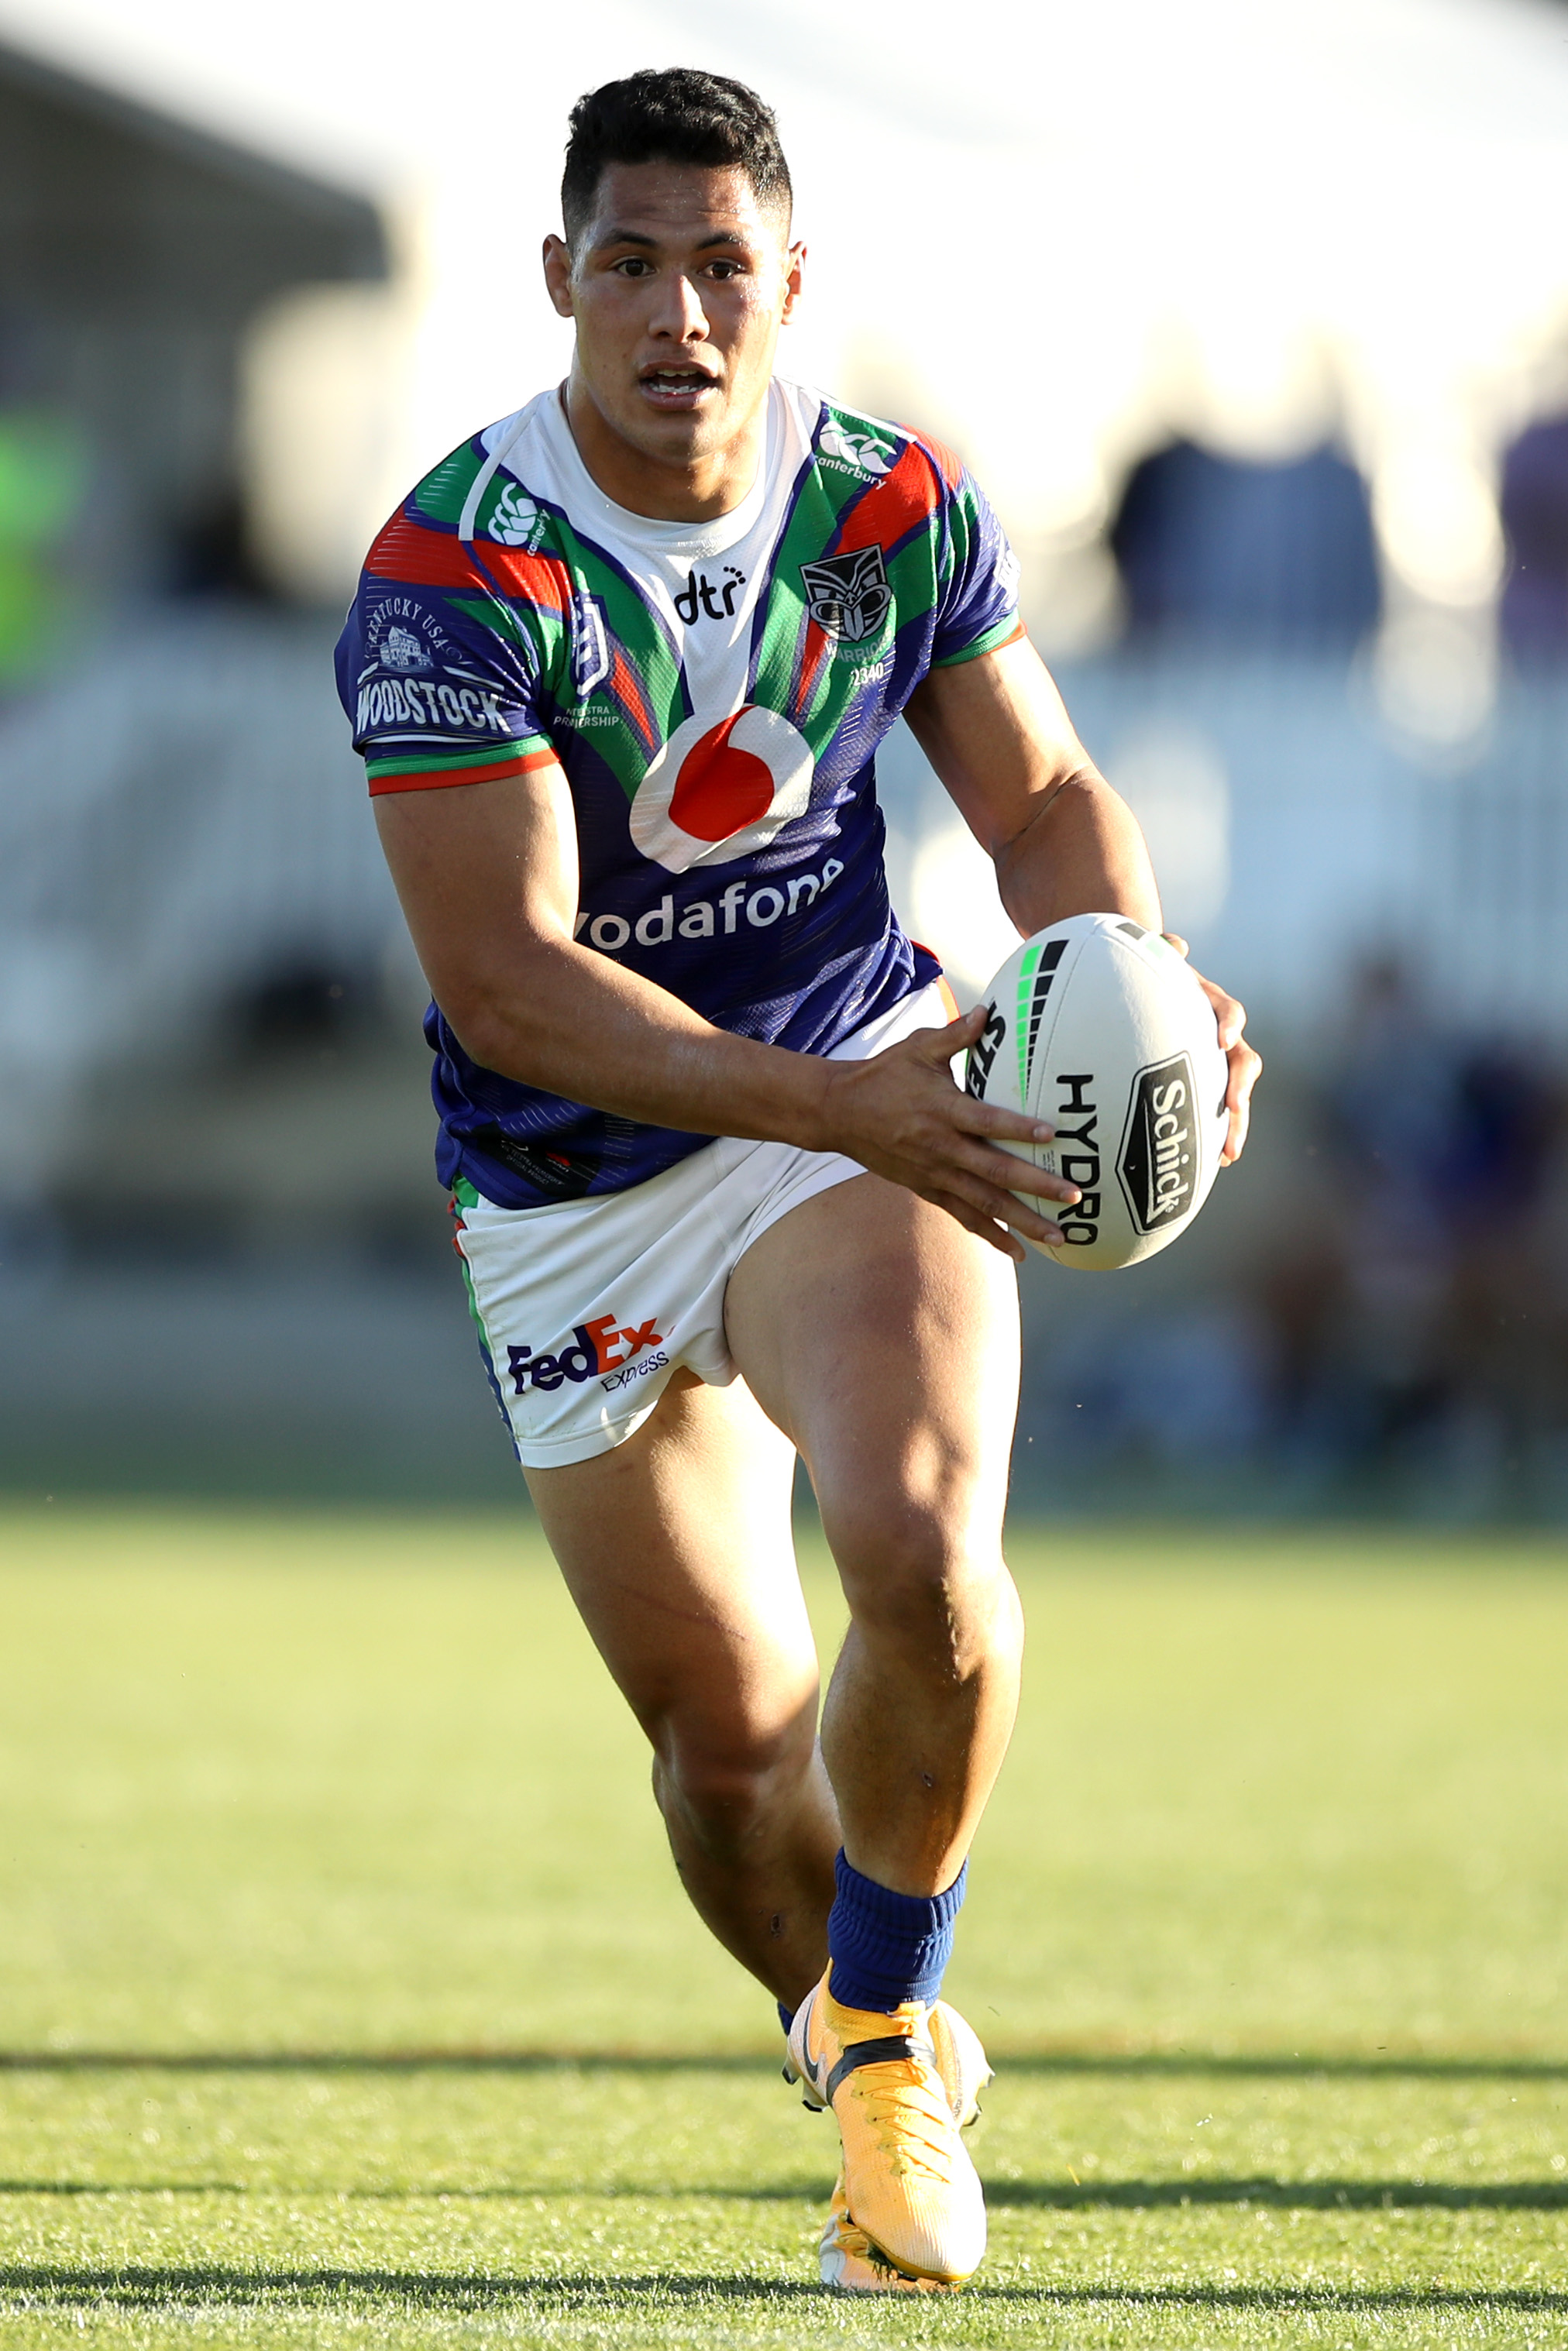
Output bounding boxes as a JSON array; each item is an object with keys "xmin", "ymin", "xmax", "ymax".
[{"xmin": 1117, "ymin": 1054, "xmax": 1198, "ymax": 1233}]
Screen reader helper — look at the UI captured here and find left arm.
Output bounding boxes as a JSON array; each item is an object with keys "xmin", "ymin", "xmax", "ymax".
[{"xmin": 904, "ymin": 634, "xmax": 1262, "ymax": 1163}]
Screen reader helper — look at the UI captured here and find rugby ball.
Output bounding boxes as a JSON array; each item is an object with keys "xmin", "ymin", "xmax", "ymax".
[{"xmin": 965, "ymin": 913, "xmax": 1229, "ymax": 1270}]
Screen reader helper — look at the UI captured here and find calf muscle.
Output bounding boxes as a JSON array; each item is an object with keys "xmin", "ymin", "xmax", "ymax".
[
  {"xmin": 726, "ymin": 1175, "xmax": 1024, "ymax": 1898},
  {"xmin": 523, "ymin": 1372, "xmax": 837, "ymax": 2004}
]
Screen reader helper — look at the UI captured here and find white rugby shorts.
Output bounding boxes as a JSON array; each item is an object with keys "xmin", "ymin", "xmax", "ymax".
[{"xmin": 451, "ymin": 978, "xmax": 955, "ymax": 1469}]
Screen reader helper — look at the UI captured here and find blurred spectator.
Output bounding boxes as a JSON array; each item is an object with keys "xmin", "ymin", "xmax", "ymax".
[
  {"xmin": 1501, "ymin": 412, "xmax": 1568, "ymax": 665},
  {"xmin": 1267, "ymin": 957, "xmax": 1567, "ymax": 1510},
  {"xmin": 1111, "ymin": 439, "xmax": 1381, "ymax": 646}
]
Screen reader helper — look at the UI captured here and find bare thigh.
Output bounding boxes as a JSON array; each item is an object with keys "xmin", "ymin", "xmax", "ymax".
[
  {"xmin": 724, "ymin": 1172, "xmax": 1020, "ymax": 1572},
  {"xmin": 522, "ymin": 1370, "xmax": 817, "ymax": 1765}
]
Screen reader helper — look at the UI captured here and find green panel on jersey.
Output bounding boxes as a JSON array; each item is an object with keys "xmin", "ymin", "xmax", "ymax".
[
  {"xmin": 748, "ymin": 461, "xmax": 875, "ymax": 740},
  {"xmin": 448, "ymin": 594, "xmax": 571, "ymax": 701},
  {"xmin": 547, "ymin": 520, "xmax": 688, "ymax": 803},
  {"xmin": 414, "ymin": 443, "xmax": 487, "ymax": 525}
]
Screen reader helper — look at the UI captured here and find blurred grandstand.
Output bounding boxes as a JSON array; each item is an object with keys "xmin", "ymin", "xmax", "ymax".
[{"xmin": 5, "ymin": 11, "xmax": 1568, "ymax": 1514}]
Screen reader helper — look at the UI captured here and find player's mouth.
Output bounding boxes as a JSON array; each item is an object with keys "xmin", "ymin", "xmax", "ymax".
[{"xmin": 638, "ymin": 363, "xmax": 720, "ymax": 411}]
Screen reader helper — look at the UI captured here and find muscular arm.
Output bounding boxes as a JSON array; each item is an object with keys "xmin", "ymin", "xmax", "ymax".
[
  {"xmin": 906, "ymin": 635, "xmax": 1260, "ymax": 1162},
  {"xmin": 375, "ymin": 769, "xmax": 835, "ymax": 1145},
  {"xmin": 373, "ymin": 765, "xmax": 1080, "ymax": 1257},
  {"xmin": 904, "ymin": 634, "xmax": 1161, "ymax": 936}
]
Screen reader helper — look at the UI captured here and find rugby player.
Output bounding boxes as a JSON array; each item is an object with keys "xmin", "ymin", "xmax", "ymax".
[{"xmin": 336, "ymin": 67, "xmax": 1259, "ymax": 2292}]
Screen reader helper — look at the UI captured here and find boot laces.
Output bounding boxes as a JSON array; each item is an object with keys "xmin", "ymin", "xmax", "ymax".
[{"xmin": 850, "ymin": 2059, "xmax": 960, "ymax": 2181}]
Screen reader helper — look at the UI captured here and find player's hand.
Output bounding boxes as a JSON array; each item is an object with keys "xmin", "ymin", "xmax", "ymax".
[
  {"xmin": 817, "ymin": 1005, "xmax": 1080, "ymax": 1262},
  {"xmin": 1163, "ymin": 934, "xmax": 1261, "ymax": 1165}
]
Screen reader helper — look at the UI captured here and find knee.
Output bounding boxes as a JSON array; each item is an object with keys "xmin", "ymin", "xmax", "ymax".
[
  {"xmin": 648, "ymin": 1705, "xmax": 816, "ymax": 1861},
  {"xmin": 832, "ymin": 1502, "xmax": 1023, "ymax": 1680}
]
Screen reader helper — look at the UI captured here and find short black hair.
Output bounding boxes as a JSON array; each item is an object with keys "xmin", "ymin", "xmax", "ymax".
[{"xmin": 561, "ymin": 68, "xmax": 792, "ymax": 248}]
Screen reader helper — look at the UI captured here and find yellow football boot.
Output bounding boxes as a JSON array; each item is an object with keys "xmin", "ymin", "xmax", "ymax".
[
  {"xmin": 806, "ymin": 1997, "xmax": 992, "ymax": 2292},
  {"xmin": 786, "ymin": 1972, "xmax": 989, "ymax": 2286}
]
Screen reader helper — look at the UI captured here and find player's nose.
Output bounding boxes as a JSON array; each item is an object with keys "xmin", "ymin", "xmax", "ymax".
[{"xmin": 649, "ymin": 270, "xmax": 710, "ymax": 341}]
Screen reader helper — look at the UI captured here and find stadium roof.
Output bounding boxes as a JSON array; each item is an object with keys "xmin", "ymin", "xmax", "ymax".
[
  {"xmin": 2, "ymin": 0, "xmax": 1566, "ymax": 607},
  {"xmin": 0, "ymin": 34, "xmax": 384, "ymax": 318}
]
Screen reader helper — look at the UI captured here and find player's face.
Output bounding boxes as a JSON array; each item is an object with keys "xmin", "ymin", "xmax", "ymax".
[{"xmin": 544, "ymin": 162, "xmax": 803, "ymax": 508}]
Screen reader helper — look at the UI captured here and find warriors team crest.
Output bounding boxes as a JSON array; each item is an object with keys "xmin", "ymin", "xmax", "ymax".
[{"xmin": 799, "ymin": 548, "xmax": 892, "ymax": 644}]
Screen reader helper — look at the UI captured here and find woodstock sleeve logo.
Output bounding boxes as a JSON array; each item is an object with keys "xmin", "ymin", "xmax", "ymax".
[
  {"xmin": 799, "ymin": 548, "xmax": 892, "ymax": 645},
  {"xmin": 380, "ymin": 624, "xmax": 432, "ymax": 672}
]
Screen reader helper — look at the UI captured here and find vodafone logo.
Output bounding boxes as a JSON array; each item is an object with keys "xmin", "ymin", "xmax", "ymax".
[{"xmin": 629, "ymin": 706, "xmax": 813, "ymax": 874}]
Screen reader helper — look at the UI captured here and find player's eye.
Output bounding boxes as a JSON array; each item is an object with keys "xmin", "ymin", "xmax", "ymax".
[{"xmin": 611, "ymin": 256, "xmax": 651, "ymax": 277}]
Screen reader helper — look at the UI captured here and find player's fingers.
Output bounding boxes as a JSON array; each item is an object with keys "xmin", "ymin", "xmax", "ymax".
[
  {"xmin": 924, "ymin": 1188, "xmax": 1026, "ymax": 1263},
  {"xmin": 1220, "ymin": 1039, "xmax": 1264, "ymax": 1165},
  {"xmin": 1212, "ymin": 990, "xmax": 1246, "ymax": 1050},
  {"xmin": 936, "ymin": 1163, "xmax": 1064, "ymax": 1248},
  {"xmin": 953, "ymin": 1095, "xmax": 1057, "ymax": 1147},
  {"xmin": 890, "ymin": 1008, "xmax": 995, "ymax": 1078},
  {"xmin": 958, "ymin": 1139, "xmax": 1080, "ymax": 1203},
  {"xmin": 916, "ymin": 1005, "xmax": 987, "ymax": 1055},
  {"xmin": 1162, "ymin": 933, "xmax": 1190, "ymax": 959},
  {"xmin": 1191, "ymin": 967, "xmax": 1246, "ymax": 1050}
]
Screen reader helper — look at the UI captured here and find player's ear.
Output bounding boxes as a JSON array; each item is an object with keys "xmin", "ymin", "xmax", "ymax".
[
  {"xmin": 543, "ymin": 234, "xmax": 575, "ymax": 318},
  {"xmin": 781, "ymin": 239, "xmax": 806, "ymax": 324}
]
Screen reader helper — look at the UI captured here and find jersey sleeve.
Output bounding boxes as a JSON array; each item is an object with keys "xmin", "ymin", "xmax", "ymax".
[
  {"xmin": 926, "ymin": 451, "xmax": 1025, "ymax": 670},
  {"xmin": 334, "ymin": 512, "xmax": 558, "ymax": 796}
]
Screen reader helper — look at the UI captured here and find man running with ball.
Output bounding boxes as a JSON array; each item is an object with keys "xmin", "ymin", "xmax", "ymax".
[{"xmin": 338, "ymin": 67, "xmax": 1259, "ymax": 2291}]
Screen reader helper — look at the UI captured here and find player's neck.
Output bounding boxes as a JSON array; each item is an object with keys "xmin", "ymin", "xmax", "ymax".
[{"xmin": 561, "ymin": 377, "xmax": 768, "ymax": 524}]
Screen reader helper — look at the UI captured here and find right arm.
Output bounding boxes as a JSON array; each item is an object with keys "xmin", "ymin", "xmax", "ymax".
[{"xmin": 373, "ymin": 761, "xmax": 1082, "ymax": 1259}]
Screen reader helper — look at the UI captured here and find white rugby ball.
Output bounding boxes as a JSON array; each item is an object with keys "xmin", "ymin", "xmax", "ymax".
[{"xmin": 965, "ymin": 913, "xmax": 1229, "ymax": 1270}]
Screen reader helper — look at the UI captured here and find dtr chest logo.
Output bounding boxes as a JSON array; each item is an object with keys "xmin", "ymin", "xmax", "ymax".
[
  {"xmin": 628, "ymin": 706, "xmax": 814, "ymax": 874},
  {"xmin": 799, "ymin": 548, "xmax": 891, "ymax": 645}
]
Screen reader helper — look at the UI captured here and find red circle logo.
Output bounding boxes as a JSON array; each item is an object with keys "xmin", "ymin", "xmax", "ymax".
[
  {"xmin": 629, "ymin": 705, "xmax": 815, "ymax": 873},
  {"xmin": 668, "ymin": 713, "xmax": 776, "ymax": 840}
]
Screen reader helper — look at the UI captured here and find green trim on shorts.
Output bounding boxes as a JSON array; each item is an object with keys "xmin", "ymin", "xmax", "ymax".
[{"xmin": 449, "ymin": 1181, "xmax": 493, "ymax": 1351}]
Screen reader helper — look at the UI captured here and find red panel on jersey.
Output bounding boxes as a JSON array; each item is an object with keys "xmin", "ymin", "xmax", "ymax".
[
  {"xmin": 366, "ymin": 510, "xmax": 573, "ymax": 614},
  {"xmin": 475, "ymin": 543, "xmax": 573, "ymax": 611},
  {"xmin": 366, "ymin": 510, "xmax": 484, "ymax": 587},
  {"xmin": 832, "ymin": 442, "xmax": 944, "ymax": 559}
]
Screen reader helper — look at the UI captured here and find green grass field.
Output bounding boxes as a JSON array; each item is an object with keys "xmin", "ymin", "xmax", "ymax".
[{"xmin": 1, "ymin": 1507, "xmax": 1566, "ymax": 2348}]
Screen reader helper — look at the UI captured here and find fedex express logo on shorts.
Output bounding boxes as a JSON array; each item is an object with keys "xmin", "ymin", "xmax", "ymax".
[{"xmin": 507, "ymin": 1312, "xmax": 666, "ymax": 1397}]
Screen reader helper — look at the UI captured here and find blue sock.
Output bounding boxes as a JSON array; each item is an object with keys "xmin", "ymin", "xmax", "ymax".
[
  {"xmin": 777, "ymin": 2000, "xmax": 795, "ymax": 2035},
  {"xmin": 826, "ymin": 1850, "xmax": 968, "ymax": 2013}
]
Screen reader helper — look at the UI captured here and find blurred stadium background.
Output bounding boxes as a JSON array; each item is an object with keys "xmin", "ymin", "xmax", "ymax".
[{"xmin": 5, "ymin": 0, "xmax": 1568, "ymax": 1521}]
